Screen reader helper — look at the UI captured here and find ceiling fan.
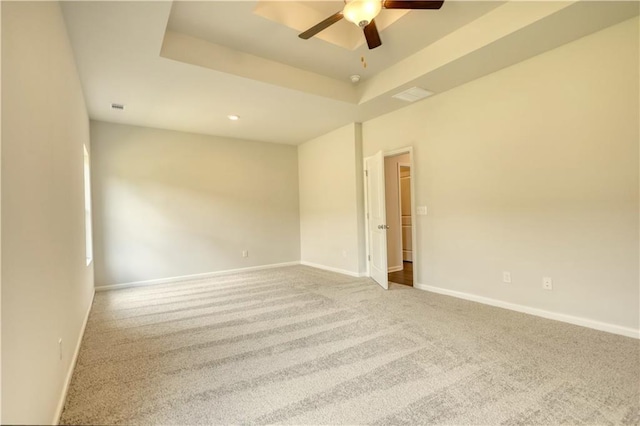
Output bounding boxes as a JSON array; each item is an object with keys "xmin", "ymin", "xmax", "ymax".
[{"xmin": 298, "ymin": 0, "xmax": 445, "ymax": 50}]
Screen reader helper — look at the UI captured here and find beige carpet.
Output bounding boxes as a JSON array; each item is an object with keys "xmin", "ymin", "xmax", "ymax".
[{"xmin": 61, "ymin": 266, "xmax": 639, "ymax": 425}]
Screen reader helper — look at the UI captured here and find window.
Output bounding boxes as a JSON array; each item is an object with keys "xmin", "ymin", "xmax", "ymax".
[{"xmin": 83, "ymin": 145, "xmax": 93, "ymax": 265}]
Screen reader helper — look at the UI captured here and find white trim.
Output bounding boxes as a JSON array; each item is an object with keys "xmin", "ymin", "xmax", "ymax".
[
  {"xmin": 363, "ymin": 147, "xmax": 418, "ymax": 287},
  {"xmin": 388, "ymin": 265, "xmax": 403, "ymax": 273},
  {"xmin": 383, "ymin": 147, "xmax": 418, "ymax": 288},
  {"xmin": 95, "ymin": 262, "xmax": 300, "ymax": 292},
  {"xmin": 414, "ymin": 283, "xmax": 639, "ymax": 339},
  {"xmin": 384, "ymin": 147, "xmax": 413, "ymax": 157},
  {"xmin": 393, "ymin": 162, "xmax": 404, "ymax": 267},
  {"xmin": 397, "ymin": 161, "xmax": 411, "ymax": 264},
  {"xmin": 300, "ymin": 261, "xmax": 364, "ymax": 278},
  {"xmin": 54, "ymin": 290, "xmax": 95, "ymax": 425}
]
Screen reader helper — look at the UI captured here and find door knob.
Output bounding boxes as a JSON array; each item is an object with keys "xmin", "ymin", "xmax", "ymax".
[{"xmin": 378, "ymin": 225, "xmax": 390, "ymax": 230}]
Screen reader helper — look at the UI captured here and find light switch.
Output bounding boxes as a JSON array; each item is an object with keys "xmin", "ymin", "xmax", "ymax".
[{"xmin": 417, "ymin": 206, "xmax": 428, "ymax": 215}]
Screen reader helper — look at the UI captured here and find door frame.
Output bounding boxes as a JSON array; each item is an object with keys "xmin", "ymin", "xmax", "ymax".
[
  {"xmin": 397, "ymin": 161, "xmax": 412, "ymax": 264},
  {"xmin": 364, "ymin": 146, "xmax": 418, "ymax": 287}
]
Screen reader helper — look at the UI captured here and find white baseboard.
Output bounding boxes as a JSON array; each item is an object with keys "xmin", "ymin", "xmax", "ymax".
[
  {"xmin": 414, "ymin": 283, "xmax": 639, "ymax": 339},
  {"xmin": 299, "ymin": 261, "xmax": 364, "ymax": 278},
  {"xmin": 388, "ymin": 265, "xmax": 403, "ymax": 273},
  {"xmin": 95, "ymin": 261, "xmax": 301, "ymax": 292},
  {"xmin": 54, "ymin": 290, "xmax": 95, "ymax": 424}
]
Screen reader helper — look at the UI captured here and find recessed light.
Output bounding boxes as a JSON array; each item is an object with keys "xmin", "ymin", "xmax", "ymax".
[{"xmin": 227, "ymin": 115, "xmax": 240, "ymax": 121}]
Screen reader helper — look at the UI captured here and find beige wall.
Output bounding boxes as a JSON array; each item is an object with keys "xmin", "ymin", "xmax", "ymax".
[
  {"xmin": 1, "ymin": 2, "xmax": 94, "ymax": 423},
  {"xmin": 384, "ymin": 153, "xmax": 410, "ymax": 271},
  {"xmin": 90, "ymin": 121, "xmax": 300, "ymax": 286},
  {"xmin": 354, "ymin": 124, "xmax": 367, "ymax": 274},
  {"xmin": 298, "ymin": 123, "xmax": 365, "ymax": 275},
  {"xmin": 363, "ymin": 17, "xmax": 639, "ymax": 331}
]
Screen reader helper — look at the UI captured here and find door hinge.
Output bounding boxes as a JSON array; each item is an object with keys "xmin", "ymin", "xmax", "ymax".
[
  {"xmin": 367, "ymin": 213, "xmax": 369, "ymax": 219},
  {"xmin": 365, "ymin": 170, "xmax": 368, "ymax": 177},
  {"xmin": 368, "ymin": 255, "xmax": 371, "ymax": 261}
]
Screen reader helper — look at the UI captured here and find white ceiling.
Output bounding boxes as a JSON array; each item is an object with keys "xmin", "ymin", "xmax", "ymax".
[
  {"xmin": 60, "ymin": 1, "xmax": 639, "ymax": 145},
  {"xmin": 167, "ymin": 1, "xmax": 503, "ymax": 81}
]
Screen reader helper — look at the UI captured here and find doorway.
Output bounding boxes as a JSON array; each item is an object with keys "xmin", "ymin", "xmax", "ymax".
[
  {"xmin": 384, "ymin": 154, "xmax": 413, "ymax": 286},
  {"xmin": 363, "ymin": 147, "xmax": 417, "ymax": 290}
]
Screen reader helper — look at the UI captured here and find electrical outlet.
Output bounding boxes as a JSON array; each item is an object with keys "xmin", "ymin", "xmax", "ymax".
[
  {"xmin": 242, "ymin": 250, "xmax": 248, "ymax": 258},
  {"xmin": 58, "ymin": 338, "xmax": 63, "ymax": 360},
  {"xmin": 542, "ymin": 277, "xmax": 553, "ymax": 290},
  {"xmin": 502, "ymin": 271, "xmax": 511, "ymax": 283},
  {"xmin": 416, "ymin": 206, "xmax": 428, "ymax": 215}
]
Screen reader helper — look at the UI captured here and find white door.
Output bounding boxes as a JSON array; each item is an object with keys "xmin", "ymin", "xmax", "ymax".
[{"xmin": 365, "ymin": 151, "xmax": 389, "ymax": 289}]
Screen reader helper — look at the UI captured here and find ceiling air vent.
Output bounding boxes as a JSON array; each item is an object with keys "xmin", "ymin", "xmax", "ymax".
[
  {"xmin": 392, "ymin": 87, "xmax": 433, "ymax": 102},
  {"xmin": 111, "ymin": 103, "xmax": 125, "ymax": 110}
]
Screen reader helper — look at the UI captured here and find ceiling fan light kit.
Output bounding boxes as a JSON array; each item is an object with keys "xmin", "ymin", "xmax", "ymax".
[
  {"xmin": 344, "ymin": 0, "xmax": 382, "ymax": 28},
  {"xmin": 299, "ymin": 0, "xmax": 445, "ymax": 50}
]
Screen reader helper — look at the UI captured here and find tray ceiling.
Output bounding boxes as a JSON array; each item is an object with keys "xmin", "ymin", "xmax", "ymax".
[{"xmin": 61, "ymin": 1, "xmax": 639, "ymax": 145}]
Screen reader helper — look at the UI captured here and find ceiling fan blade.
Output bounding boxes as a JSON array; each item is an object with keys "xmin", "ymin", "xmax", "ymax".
[
  {"xmin": 383, "ymin": 0, "xmax": 444, "ymax": 9},
  {"xmin": 298, "ymin": 12, "xmax": 344, "ymax": 39},
  {"xmin": 363, "ymin": 19, "xmax": 382, "ymax": 50}
]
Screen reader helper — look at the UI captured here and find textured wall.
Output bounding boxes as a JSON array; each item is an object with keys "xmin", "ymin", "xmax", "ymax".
[
  {"xmin": 90, "ymin": 121, "xmax": 300, "ymax": 286},
  {"xmin": 298, "ymin": 123, "xmax": 365, "ymax": 275},
  {"xmin": 1, "ymin": 2, "xmax": 94, "ymax": 423},
  {"xmin": 363, "ymin": 17, "xmax": 639, "ymax": 332}
]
